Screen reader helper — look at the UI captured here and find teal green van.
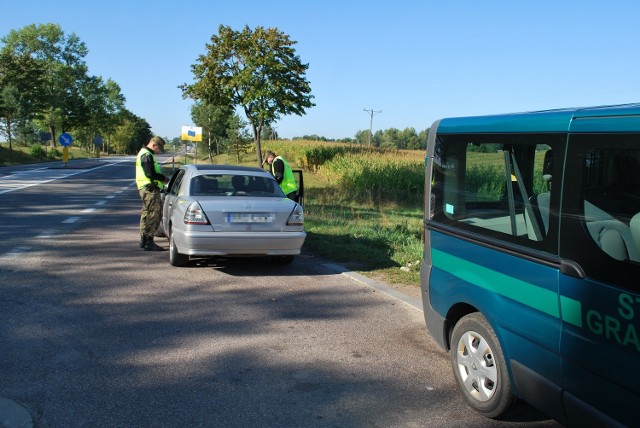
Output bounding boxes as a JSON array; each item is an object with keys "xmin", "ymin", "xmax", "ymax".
[{"xmin": 421, "ymin": 104, "xmax": 640, "ymax": 427}]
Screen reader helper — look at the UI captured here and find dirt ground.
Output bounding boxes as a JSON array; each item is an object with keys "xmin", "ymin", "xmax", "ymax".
[{"xmin": 388, "ymin": 282, "xmax": 421, "ymax": 300}]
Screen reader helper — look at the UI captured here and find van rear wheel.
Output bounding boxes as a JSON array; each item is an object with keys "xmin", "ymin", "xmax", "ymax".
[{"xmin": 450, "ymin": 313, "xmax": 515, "ymax": 418}]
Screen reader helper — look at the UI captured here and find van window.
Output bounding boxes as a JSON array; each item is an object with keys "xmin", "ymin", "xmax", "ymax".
[
  {"xmin": 432, "ymin": 133, "xmax": 565, "ymax": 253},
  {"xmin": 561, "ymin": 133, "xmax": 640, "ymax": 290}
]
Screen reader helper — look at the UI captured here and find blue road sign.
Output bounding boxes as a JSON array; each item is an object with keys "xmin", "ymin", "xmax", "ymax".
[
  {"xmin": 59, "ymin": 133, "xmax": 73, "ymax": 147},
  {"xmin": 92, "ymin": 136, "xmax": 103, "ymax": 146}
]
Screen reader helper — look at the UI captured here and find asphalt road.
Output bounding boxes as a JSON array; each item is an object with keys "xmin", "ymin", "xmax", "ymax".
[{"xmin": 0, "ymin": 157, "xmax": 561, "ymax": 427}]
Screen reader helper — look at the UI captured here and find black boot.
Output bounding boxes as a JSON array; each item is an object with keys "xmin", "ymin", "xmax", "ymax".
[
  {"xmin": 144, "ymin": 236, "xmax": 165, "ymax": 251},
  {"xmin": 139, "ymin": 234, "xmax": 147, "ymax": 248}
]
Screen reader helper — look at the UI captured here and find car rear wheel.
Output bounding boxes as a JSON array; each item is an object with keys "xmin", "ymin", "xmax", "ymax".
[
  {"xmin": 450, "ymin": 312, "xmax": 515, "ymax": 418},
  {"xmin": 169, "ymin": 229, "xmax": 189, "ymax": 267}
]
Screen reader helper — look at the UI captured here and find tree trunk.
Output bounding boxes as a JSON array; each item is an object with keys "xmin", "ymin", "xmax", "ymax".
[
  {"xmin": 244, "ymin": 107, "xmax": 264, "ymax": 167},
  {"xmin": 49, "ymin": 124, "xmax": 57, "ymax": 148},
  {"xmin": 6, "ymin": 117, "xmax": 14, "ymax": 151}
]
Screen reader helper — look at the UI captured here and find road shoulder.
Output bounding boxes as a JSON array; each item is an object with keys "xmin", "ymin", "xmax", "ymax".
[{"xmin": 322, "ymin": 262, "xmax": 422, "ymax": 311}]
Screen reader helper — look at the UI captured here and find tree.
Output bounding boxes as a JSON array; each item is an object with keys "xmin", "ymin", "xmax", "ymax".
[
  {"xmin": 381, "ymin": 128, "xmax": 400, "ymax": 149},
  {"xmin": 191, "ymin": 101, "xmax": 233, "ymax": 161},
  {"xmin": 261, "ymin": 123, "xmax": 278, "ymax": 141},
  {"xmin": 354, "ymin": 130, "xmax": 368, "ymax": 145},
  {"xmin": 227, "ymin": 113, "xmax": 252, "ymax": 164},
  {"xmin": 399, "ymin": 127, "xmax": 419, "ymax": 150},
  {"xmin": 75, "ymin": 76, "xmax": 125, "ymax": 151},
  {"xmin": 1, "ymin": 23, "xmax": 90, "ymax": 147},
  {"xmin": 0, "ymin": 84, "xmax": 21, "ymax": 150},
  {"xmin": 417, "ymin": 128, "xmax": 430, "ymax": 151},
  {"xmin": 110, "ymin": 110, "xmax": 152, "ymax": 154},
  {"xmin": 181, "ymin": 24, "xmax": 315, "ymax": 166},
  {"xmin": 0, "ymin": 49, "xmax": 45, "ymax": 150},
  {"xmin": 110, "ymin": 118, "xmax": 137, "ymax": 154}
]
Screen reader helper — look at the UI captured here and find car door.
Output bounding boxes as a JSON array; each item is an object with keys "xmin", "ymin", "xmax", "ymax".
[
  {"xmin": 292, "ymin": 169, "xmax": 304, "ymax": 207},
  {"xmin": 162, "ymin": 168, "xmax": 186, "ymax": 235}
]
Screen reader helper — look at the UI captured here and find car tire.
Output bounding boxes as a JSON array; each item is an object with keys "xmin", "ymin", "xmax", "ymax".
[
  {"xmin": 450, "ymin": 312, "xmax": 515, "ymax": 419},
  {"xmin": 271, "ymin": 255, "xmax": 294, "ymax": 265},
  {"xmin": 169, "ymin": 230, "xmax": 189, "ymax": 267}
]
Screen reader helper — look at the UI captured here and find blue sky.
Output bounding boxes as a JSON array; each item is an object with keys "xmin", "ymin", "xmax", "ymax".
[{"xmin": 2, "ymin": 1, "xmax": 639, "ymax": 140}]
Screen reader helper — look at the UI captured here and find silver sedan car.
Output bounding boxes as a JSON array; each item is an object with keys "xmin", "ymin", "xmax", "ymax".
[{"xmin": 162, "ymin": 164, "xmax": 306, "ymax": 267}]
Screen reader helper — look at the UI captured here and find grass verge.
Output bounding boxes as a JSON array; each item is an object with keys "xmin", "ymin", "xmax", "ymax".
[{"xmin": 302, "ymin": 170, "xmax": 423, "ymax": 287}]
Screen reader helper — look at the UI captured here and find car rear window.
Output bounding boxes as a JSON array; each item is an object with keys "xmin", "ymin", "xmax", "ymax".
[{"xmin": 190, "ymin": 174, "xmax": 284, "ymax": 197}]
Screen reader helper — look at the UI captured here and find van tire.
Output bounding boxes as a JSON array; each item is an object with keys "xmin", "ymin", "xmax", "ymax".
[{"xmin": 450, "ymin": 313, "xmax": 515, "ymax": 418}]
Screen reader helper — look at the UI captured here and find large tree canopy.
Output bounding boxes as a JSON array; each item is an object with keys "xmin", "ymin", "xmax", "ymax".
[
  {"xmin": 1, "ymin": 23, "xmax": 132, "ymax": 152},
  {"xmin": 2, "ymin": 24, "xmax": 89, "ymax": 147},
  {"xmin": 0, "ymin": 48, "xmax": 45, "ymax": 149},
  {"xmin": 181, "ymin": 24, "xmax": 315, "ymax": 166}
]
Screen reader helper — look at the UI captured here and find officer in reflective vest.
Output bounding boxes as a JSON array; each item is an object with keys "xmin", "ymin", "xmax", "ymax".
[
  {"xmin": 136, "ymin": 136, "xmax": 168, "ymax": 251},
  {"xmin": 264, "ymin": 150, "xmax": 298, "ymax": 201}
]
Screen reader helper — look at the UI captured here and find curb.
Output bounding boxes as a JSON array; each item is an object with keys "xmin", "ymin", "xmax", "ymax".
[{"xmin": 321, "ymin": 263, "xmax": 423, "ymax": 311}]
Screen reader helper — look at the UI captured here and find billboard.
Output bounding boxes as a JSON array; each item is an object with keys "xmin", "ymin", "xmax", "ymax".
[{"xmin": 181, "ymin": 126, "xmax": 203, "ymax": 142}]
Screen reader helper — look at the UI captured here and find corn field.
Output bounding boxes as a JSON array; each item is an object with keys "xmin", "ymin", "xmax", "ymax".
[{"xmin": 262, "ymin": 141, "xmax": 426, "ymax": 206}]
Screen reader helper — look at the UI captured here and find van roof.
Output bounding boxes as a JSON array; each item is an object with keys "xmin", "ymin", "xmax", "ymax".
[{"xmin": 436, "ymin": 103, "xmax": 640, "ymax": 134}]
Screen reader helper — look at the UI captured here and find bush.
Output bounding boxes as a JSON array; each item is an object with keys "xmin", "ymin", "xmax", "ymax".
[
  {"xmin": 29, "ymin": 144, "xmax": 47, "ymax": 158},
  {"xmin": 48, "ymin": 148, "xmax": 61, "ymax": 159}
]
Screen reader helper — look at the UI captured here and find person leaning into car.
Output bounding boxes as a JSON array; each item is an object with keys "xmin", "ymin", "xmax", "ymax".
[
  {"xmin": 264, "ymin": 150, "xmax": 298, "ymax": 201},
  {"xmin": 135, "ymin": 136, "xmax": 168, "ymax": 251}
]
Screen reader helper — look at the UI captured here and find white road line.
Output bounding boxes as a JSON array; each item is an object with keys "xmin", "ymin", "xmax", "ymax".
[
  {"xmin": 62, "ymin": 217, "xmax": 80, "ymax": 224},
  {"xmin": 0, "ymin": 159, "xmax": 130, "ymax": 195},
  {"xmin": 1, "ymin": 246, "xmax": 31, "ymax": 259},
  {"xmin": 36, "ymin": 230, "xmax": 57, "ymax": 239}
]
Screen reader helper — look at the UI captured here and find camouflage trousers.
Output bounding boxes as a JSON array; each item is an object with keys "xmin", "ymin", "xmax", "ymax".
[{"xmin": 139, "ymin": 187, "xmax": 162, "ymax": 237}]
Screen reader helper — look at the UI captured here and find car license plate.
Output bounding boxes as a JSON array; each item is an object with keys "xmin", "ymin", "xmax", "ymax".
[{"xmin": 226, "ymin": 213, "xmax": 274, "ymax": 223}]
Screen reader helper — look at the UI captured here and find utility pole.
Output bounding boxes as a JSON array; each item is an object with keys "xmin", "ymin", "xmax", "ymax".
[{"xmin": 363, "ymin": 108, "xmax": 382, "ymax": 147}]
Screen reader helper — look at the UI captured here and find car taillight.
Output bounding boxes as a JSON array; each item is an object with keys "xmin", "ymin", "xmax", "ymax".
[
  {"xmin": 286, "ymin": 204, "xmax": 304, "ymax": 226},
  {"xmin": 184, "ymin": 202, "xmax": 210, "ymax": 225}
]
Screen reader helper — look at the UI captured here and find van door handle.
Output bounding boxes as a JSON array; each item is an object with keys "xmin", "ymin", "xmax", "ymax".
[{"xmin": 560, "ymin": 259, "xmax": 585, "ymax": 279}]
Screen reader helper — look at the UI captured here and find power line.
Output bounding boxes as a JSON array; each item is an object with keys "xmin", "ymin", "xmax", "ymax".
[{"xmin": 363, "ymin": 108, "xmax": 382, "ymax": 147}]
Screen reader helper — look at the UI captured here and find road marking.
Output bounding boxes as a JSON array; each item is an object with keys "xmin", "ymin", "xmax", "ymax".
[
  {"xmin": 62, "ymin": 217, "xmax": 80, "ymax": 224},
  {"xmin": 0, "ymin": 158, "xmax": 131, "ymax": 194},
  {"xmin": 1, "ymin": 246, "xmax": 30, "ymax": 259},
  {"xmin": 36, "ymin": 230, "xmax": 57, "ymax": 239}
]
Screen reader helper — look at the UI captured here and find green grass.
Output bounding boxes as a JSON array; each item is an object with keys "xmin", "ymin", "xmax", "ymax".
[
  {"xmin": 293, "ymin": 160, "xmax": 424, "ymax": 286},
  {"xmin": 0, "ymin": 143, "xmax": 98, "ymax": 165}
]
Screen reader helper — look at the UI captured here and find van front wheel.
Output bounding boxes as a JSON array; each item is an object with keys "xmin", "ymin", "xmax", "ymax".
[{"xmin": 450, "ymin": 313, "xmax": 515, "ymax": 418}]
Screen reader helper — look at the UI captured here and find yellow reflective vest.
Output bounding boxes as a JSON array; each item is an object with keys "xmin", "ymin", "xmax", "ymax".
[
  {"xmin": 272, "ymin": 155, "xmax": 297, "ymax": 195},
  {"xmin": 135, "ymin": 148, "xmax": 165, "ymax": 190}
]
